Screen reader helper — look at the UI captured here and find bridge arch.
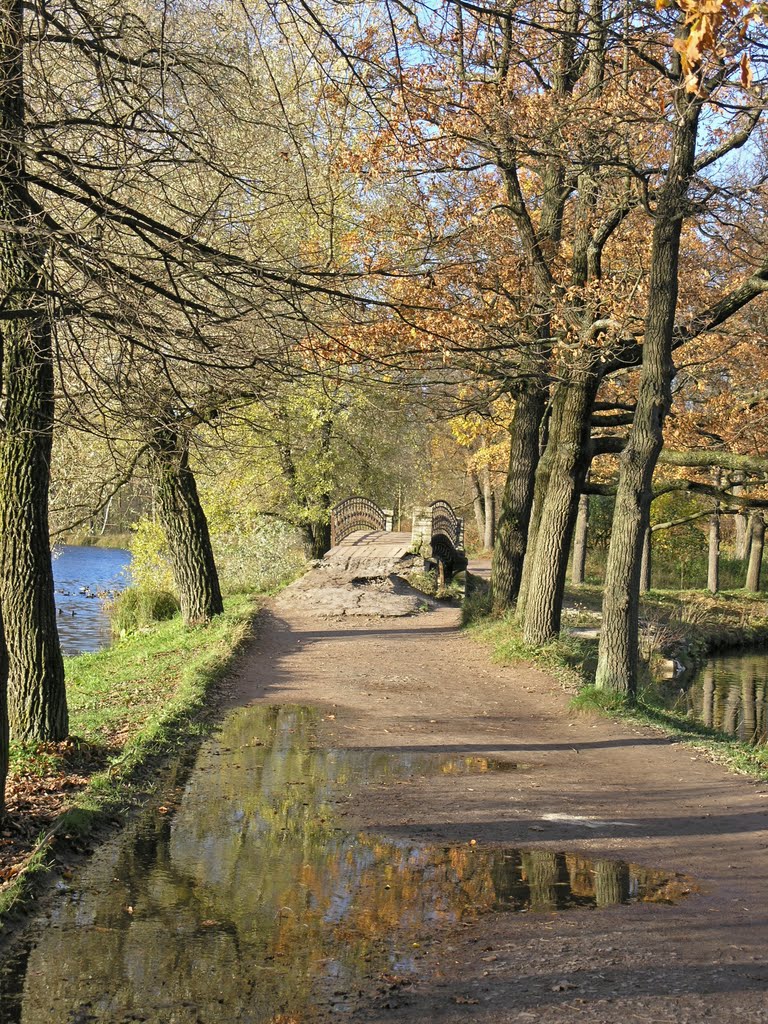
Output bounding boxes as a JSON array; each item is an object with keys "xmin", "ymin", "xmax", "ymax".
[
  {"xmin": 330, "ymin": 497, "xmax": 394, "ymax": 547},
  {"xmin": 426, "ymin": 500, "xmax": 467, "ymax": 581}
]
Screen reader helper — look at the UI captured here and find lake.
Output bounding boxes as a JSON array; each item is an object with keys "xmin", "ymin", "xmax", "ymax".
[
  {"xmin": 52, "ymin": 544, "xmax": 132, "ymax": 656},
  {"xmin": 658, "ymin": 650, "xmax": 768, "ymax": 745}
]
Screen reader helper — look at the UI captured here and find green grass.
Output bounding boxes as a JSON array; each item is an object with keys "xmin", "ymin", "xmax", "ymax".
[
  {"xmin": 108, "ymin": 586, "xmax": 180, "ymax": 636},
  {"xmin": 572, "ymin": 684, "xmax": 768, "ymax": 779},
  {"xmin": 1, "ymin": 592, "xmax": 259, "ymax": 924},
  {"xmin": 467, "ymin": 613, "xmax": 597, "ymax": 690}
]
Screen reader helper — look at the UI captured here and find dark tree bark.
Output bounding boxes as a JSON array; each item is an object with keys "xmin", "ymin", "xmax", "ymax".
[
  {"xmin": 595, "ymin": 89, "xmax": 702, "ymax": 695},
  {"xmin": 149, "ymin": 424, "xmax": 224, "ymax": 626},
  {"xmin": 491, "ymin": 386, "xmax": 546, "ymax": 613},
  {"xmin": 522, "ymin": 369, "xmax": 598, "ymax": 644},
  {"xmin": 745, "ymin": 512, "xmax": 764, "ymax": 593},
  {"xmin": 0, "ymin": 0, "xmax": 67, "ymax": 742},
  {"xmin": 0, "ymin": 615, "xmax": 8, "ymax": 818},
  {"xmin": 516, "ymin": 408, "xmax": 556, "ymax": 616},
  {"xmin": 571, "ymin": 493, "xmax": 590, "ymax": 585},
  {"xmin": 309, "ymin": 517, "xmax": 331, "ymax": 559}
]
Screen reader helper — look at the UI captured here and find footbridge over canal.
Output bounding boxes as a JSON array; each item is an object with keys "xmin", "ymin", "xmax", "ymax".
[{"xmin": 327, "ymin": 496, "xmax": 468, "ymax": 582}]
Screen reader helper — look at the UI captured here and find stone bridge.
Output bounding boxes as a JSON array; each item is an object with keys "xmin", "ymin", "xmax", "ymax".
[
  {"xmin": 327, "ymin": 496, "xmax": 467, "ymax": 581},
  {"xmin": 277, "ymin": 497, "xmax": 468, "ymax": 617}
]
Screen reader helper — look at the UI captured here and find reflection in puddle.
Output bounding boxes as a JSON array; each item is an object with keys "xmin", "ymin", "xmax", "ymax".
[
  {"xmin": 324, "ymin": 748, "xmax": 524, "ymax": 781},
  {"xmin": 0, "ymin": 706, "xmax": 691, "ymax": 1023},
  {"xmin": 660, "ymin": 653, "xmax": 768, "ymax": 744}
]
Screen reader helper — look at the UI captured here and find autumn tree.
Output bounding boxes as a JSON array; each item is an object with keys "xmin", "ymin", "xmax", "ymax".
[{"xmin": 0, "ymin": 0, "xmax": 392, "ymax": 764}]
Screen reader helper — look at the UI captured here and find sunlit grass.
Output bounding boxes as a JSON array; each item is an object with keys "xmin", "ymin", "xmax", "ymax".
[
  {"xmin": 9, "ymin": 593, "xmax": 257, "ymax": 781},
  {"xmin": 466, "ymin": 610, "xmax": 768, "ymax": 782},
  {"xmin": 2, "ymin": 594, "xmax": 259, "ymax": 923}
]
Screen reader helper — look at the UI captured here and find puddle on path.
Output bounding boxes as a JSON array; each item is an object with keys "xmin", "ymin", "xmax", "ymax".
[{"xmin": 0, "ymin": 705, "xmax": 691, "ymax": 1023}]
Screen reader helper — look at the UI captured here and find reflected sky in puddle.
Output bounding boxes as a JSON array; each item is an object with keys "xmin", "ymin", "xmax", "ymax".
[{"xmin": 0, "ymin": 706, "xmax": 691, "ymax": 1024}]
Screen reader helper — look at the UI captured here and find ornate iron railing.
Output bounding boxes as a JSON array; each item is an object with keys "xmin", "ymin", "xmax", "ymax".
[
  {"xmin": 330, "ymin": 497, "xmax": 393, "ymax": 546},
  {"xmin": 430, "ymin": 500, "xmax": 464, "ymax": 550}
]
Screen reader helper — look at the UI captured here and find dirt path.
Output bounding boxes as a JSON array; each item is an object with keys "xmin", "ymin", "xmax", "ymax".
[{"xmin": 221, "ymin": 592, "xmax": 768, "ymax": 1024}]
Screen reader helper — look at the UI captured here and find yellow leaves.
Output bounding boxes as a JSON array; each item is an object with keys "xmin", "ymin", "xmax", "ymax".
[{"xmin": 670, "ymin": 0, "xmax": 757, "ymax": 93}]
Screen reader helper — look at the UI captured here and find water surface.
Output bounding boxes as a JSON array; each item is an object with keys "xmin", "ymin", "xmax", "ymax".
[
  {"xmin": 0, "ymin": 706, "xmax": 690, "ymax": 1023},
  {"xmin": 52, "ymin": 544, "xmax": 131, "ymax": 655},
  {"xmin": 658, "ymin": 650, "xmax": 768, "ymax": 744}
]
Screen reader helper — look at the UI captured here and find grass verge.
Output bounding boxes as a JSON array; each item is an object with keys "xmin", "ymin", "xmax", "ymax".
[
  {"xmin": 466, "ymin": 612, "xmax": 597, "ymax": 691},
  {"xmin": 466, "ymin": 609, "xmax": 768, "ymax": 782},
  {"xmin": 0, "ymin": 592, "xmax": 259, "ymax": 926},
  {"xmin": 573, "ymin": 684, "xmax": 768, "ymax": 779}
]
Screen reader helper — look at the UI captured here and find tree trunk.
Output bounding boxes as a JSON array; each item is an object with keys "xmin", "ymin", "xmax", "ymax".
[
  {"xmin": 149, "ymin": 425, "xmax": 224, "ymax": 626},
  {"xmin": 571, "ymin": 493, "xmax": 589, "ymax": 585},
  {"xmin": 708, "ymin": 508, "xmax": 720, "ymax": 594},
  {"xmin": 469, "ymin": 469, "xmax": 486, "ymax": 543},
  {"xmin": 733, "ymin": 472, "xmax": 747, "ymax": 557},
  {"xmin": 516, "ymin": 413, "xmax": 556, "ymax": 617},
  {"xmin": 522, "ymin": 370, "xmax": 598, "ymax": 644},
  {"xmin": 309, "ymin": 518, "xmax": 331, "ymax": 559},
  {"xmin": 0, "ymin": 0, "xmax": 67, "ymax": 742},
  {"xmin": 707, "ymin": 470, "xmax": 720, "ymax": 594},
  {"xmin": 491, "ymin": 386, "xmax": 546, "ymax": 613},
  {"xmin": 0, "ymin": 616, "xmax": 8, "ymax": 818},
  {"xmin": 742, "ymin": 511, "xmax": 754, "ymax": 564},
  {"xmin": 639, "ymin": 526, "xmax": 652, "ymax": 593},
  {"xmin": 595, "ymin": 92, "xmax": 701, "ymax": 695},
  {"xmin": 745, "ymin": 512, "xmax": 764, "ymax": 593},
  {"xmin": 482, "ymin": 467, "xmax": 495, "ymax": 550}
]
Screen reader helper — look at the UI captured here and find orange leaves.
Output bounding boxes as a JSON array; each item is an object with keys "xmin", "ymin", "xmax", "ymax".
[
  {"xmin": 667, "ymin": 0, "xmax": 758, "ymax": 93},
  {"xmin": 741, "ymin": 51, "xmax": 754, "ymax": 88}
]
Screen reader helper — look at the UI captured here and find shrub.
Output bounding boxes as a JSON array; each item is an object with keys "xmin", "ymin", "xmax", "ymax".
[
  {"xmin": 210, "ymin": 518, "xmax": 306, "ymax": 594},
  {"xmin": 110, "ymin": 587, "xmax": 180, "ymax": 635}
]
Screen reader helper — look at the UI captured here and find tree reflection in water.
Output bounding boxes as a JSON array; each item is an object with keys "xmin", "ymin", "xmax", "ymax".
[
  {"xmin": 665, "ymin": 652, "xmax": 768, "ymax": 744},
  {"xmin": 1, "ymin": 706, "xmax": 689, "ymax": 1023}
]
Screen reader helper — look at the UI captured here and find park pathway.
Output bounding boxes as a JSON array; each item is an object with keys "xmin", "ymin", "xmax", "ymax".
[
  {"xmin": 4, "ymin": 589, "xmax": 768, "ymax": 1023},
  {"xmin": 224, "ymin": 592, "xmax": 768, "ymax": 1024}
]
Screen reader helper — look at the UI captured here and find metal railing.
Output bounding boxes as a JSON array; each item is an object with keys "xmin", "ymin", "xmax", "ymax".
[
  {"xmin": 430, "ymin": 499, "xmax": 464, "ymax": 550},
  {"xmin": 330, "ymin": 496, "xmax": 393, "ymax": 546}
]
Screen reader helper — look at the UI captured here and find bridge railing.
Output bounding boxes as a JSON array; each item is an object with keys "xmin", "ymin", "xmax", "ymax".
[
  {"xmin": 430, "ymin": 499, "xmax": 464, "ymax": 550},
  {"xmin": 411, "ymin": 501, "xmax": 465, "ymax": 551},
  {"xmin": 330, "ymin": 497, "xmax": 394, "ymax": 547}
]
